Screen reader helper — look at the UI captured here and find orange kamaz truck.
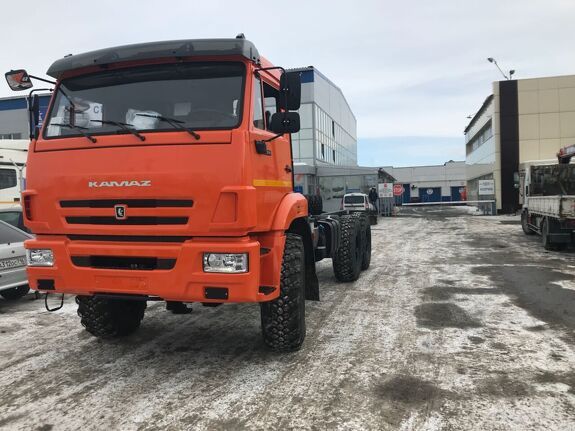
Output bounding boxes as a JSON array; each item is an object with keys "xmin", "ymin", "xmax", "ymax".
[{"xmin": 5, "ymin": 36, "xmax": 371, "ymax": 351}]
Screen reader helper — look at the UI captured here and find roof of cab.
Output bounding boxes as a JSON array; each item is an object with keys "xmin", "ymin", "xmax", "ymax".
[{"xmin": 46, "ymin": 38, "xmax": 260, "ymax": 79}]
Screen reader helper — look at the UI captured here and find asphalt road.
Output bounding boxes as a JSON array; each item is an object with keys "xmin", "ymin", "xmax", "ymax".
[{"xmin": 1, "ymin": 207, "xmax": 575, "ymax": 430}]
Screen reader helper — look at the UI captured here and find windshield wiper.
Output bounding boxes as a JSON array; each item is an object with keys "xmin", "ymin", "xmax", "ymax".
[
  {"xmin": 50, "ymin": 123, "xmax": 97, "ymax": 143},
  {"xmin": 135, "ymin": 113, "xmax": 200, "ymax": 140},
  {"xmin": 90, "ymin": 120, "xmax": 146, "ymax": 141}
]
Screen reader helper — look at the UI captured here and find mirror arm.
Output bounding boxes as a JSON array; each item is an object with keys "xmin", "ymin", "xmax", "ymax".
[
  {"xmin": 263, "ymin": 133, "xmax": 283, "ymax": 143},
  {"xmin": 28, "ymin": 74, "xmax": 56, "ymax": 86},
  {"xmin": 254, "ymin": 66, "xmax": 286, "ymax": 76},
  {"xmin": 254, "ymin": 133, "xmax": 284, "ymax": 156}
]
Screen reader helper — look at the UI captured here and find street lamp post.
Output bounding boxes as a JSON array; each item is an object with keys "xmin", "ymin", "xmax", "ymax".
[{"xmin": 487, "ymin": 57, "xmax": 515, "ymax": 80}]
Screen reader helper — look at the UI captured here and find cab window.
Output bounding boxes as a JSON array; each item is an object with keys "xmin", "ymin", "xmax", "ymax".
[
  {"xmin": 253, "ymin": 76, "xmax": 264, "ymax": 129},
  {"xmin": 263, "ymin": 82, "xmax": 280, "ymax": 131},
  {"xmin": 0, "ymin": 169, "xmax": 17, "ymax": 190}
]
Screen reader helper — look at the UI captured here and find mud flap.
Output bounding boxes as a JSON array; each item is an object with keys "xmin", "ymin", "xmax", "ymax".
[
  {"xmin": 305, "ymin": 259, "xmax": 320, "ymax": 301},
  {"xmin": 288, "ymin": 217, "xmax": 320, "ymax": 301}
]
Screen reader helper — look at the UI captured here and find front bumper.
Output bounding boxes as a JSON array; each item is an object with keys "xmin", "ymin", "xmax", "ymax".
[{"xmin": 25, "ymin": 235, "xmax": 283, "ymax": 302}]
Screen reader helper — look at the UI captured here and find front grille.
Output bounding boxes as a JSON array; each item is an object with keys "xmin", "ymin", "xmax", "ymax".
[
  {"xmin": 71, "ymin": 255, "xmax": 176, "ymax": 270},
  {"xmin": 67, "ymin": 235, "xmax": 191, "ymax": 243},
  {"xmin": 61, "ymin": 199, "xmax": 193, "ymax": 208},
  {"xmin": 66, "ymin": 216, "xmax": 188, "ymax": 225}
]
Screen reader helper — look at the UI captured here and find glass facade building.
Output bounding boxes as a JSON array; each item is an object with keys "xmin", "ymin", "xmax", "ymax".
[
  {"xmin": 465, "ymin": 95, "xmax": 497, "ymax": 205},
  {"xmin": 289, "ymin": 67, "xmax": 357, "ymax": 167}
]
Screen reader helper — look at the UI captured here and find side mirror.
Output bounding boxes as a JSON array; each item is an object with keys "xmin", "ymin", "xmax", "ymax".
[
  {"xmin": 5, "ymin": 69, "xmax": 33, "ymax": 91},
  {"xmin": 269, "ymin": 112, "xmax": 300, "ymax": 134},
  {"xmin": 279, "ymin": 72, "xmax": 301, "ymax": 111}
]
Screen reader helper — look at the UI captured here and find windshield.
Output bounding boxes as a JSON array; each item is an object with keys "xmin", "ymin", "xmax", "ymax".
[
  {"xmin": 44, "ymin": 62, "xmax": 245, "ymax": 139},
  {"xmin": 344, "ymin": 196, "xmax": 366, "ymax": 204}
]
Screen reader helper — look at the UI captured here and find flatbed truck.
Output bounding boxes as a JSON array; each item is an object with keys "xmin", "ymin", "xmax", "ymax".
[{"xmin": 521, "ymin": 145, "xmax": 575, "ymax": 250}]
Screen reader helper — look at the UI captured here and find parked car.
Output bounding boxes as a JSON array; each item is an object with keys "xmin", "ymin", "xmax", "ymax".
[
  {"xmin": 342, "ymin": 193, "xmax": 375, "ymax": 212},
  {"xmin": 341, "ymin": 193, "xmax": 378, "ymax": 225},
  {"xmin": 0, "ymin": 206, "xmax": 29, "ymax": 233},
  {"xmin": 0, "ymin": 220, "xmax": 32, "ymax": 300}
]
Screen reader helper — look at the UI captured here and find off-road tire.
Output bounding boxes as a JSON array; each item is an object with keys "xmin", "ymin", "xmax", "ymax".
[
  {"xmin": 76, "ymin": 296, "xmax": 146, "ymax": 338},
  {"xmin": 260, "ymin": 233, "xmax": 306, "ymax": 352},
  {"xmin": 521, "ymin": 210, "xmax": 534, "ymax": 235},
  {"xmin": 305, "ymin": 195, "xmax": 323, "ymax": 215},
  {"xmin": 0, "ymin": 285, "xmax": 30, "ymax": 300},
  {"xmin": 333, "ymin": 215, "xmax": 362, "ymax": 282},
  {"xmin": 362, "ymin": 224, "xmax": 372, "ymax": 270},
  {"xmin": 352, "ymin": 212, "xmax": 372, "ymax": 270},
  {"xmin": 541, "ymin": 218, "xmax": 557, "ymax": 251}
]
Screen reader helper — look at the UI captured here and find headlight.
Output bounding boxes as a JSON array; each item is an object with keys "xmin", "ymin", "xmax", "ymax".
[
  {"xmin": 26, "ymin": 249, "xmax": 54, "ymax": 267},
  {"xmin": 203, "ymin": 253, "xmax": 248, "ymax": 273}
]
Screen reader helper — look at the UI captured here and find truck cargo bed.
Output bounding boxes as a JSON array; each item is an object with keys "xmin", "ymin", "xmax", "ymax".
[{"xmin": 528, "ymin": 195, "xmax": 575, "ymax": 219}]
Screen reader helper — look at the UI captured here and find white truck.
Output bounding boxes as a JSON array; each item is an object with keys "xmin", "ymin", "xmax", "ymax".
[
  {"xmin": 0, "ymin": 139, "xmax": 27, "ymax": 207},
  {"xmin": 520, "ymin": 144, "xmax": 575, "ymax": 250}
]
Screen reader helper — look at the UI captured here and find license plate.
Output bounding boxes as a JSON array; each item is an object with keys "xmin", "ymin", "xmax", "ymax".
[{"xmin": 0, "ymin": 256, "xmax": 26, "ymax": 269}]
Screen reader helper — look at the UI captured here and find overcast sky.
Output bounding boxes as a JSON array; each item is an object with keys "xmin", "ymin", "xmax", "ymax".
[{"xmin": 2, "ymin": 0, "xmax": 574, "ymax": 166}]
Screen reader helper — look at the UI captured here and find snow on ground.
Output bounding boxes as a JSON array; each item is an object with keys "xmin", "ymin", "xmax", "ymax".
[{"xmin": 0, "ymin": 208, "xmax": 574, "ymax": 430}]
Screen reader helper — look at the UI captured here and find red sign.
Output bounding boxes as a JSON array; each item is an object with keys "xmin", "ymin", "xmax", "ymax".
[{"xmin": 393, "ymin": 184, "xmax": 404, "ymax": 196}]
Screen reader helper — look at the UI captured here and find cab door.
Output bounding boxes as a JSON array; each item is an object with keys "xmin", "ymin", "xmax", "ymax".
[{"xmin": 248, "ymin": 73, "xmax": 293, "ymax": 230}]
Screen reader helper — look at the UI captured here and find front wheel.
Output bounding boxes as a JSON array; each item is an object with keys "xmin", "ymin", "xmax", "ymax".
[
  {"xmin": 76, "ymin": 296, "xmax": 146, "ymax": 338},
  {"xmin": 260, "ymin": 233, "xmax": 306, "ymax": 352},
  {"xmin": 521, "ymin": 210, "xmax": 534, "ymax": 235},
  {"xmin": 0, "ymin": 285, "xmax": 30, "ymax": 300}
]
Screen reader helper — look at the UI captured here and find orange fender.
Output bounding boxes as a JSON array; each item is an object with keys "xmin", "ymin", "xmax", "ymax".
[{"xmin": 271, "ymin": 193, "xmax": 308, "ymax": 231}]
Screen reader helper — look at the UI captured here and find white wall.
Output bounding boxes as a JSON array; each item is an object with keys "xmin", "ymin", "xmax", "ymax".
[{"xmin": 382, "ymin": 161, "xmax": 466, "ymax": 198}]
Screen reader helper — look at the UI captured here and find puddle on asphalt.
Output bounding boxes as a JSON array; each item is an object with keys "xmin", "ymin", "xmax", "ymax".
[
  {"xmin": 414, "ymin": 303, "xmax": 482, "ymax": 329},
  {"xmin": 472, "ymin": 265, "xmax": 575, "ymax": 331},
  {"xmin": 535, "ymin": 371, "xmax": 575, "ymax": 394},
  {"xmin": 374, "ymin": 374, "xmax": 448, "ymax": 405},
  {"xmin": 477, "ymin": 375, "xmax": 531, "ymax": 398},
  {"xmin": 421, "ymin": 286, "xmax": 502, "ymax": 302}
]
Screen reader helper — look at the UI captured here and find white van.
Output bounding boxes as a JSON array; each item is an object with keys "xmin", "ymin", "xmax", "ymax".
[{"xmin": 342, "ymin": 193, "xmax": 375, "ymax": 212}]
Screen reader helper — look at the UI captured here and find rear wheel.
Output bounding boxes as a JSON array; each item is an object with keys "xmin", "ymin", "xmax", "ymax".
[
  {"xmin": 541, "ymin": 218, "xmax": 557, "ymax": 251},
  {"xmin": 0, "ymin": 285, "xmax": 30, "ymax": 300},
  {"xmin": 260, "ymin": 233, "xmax": 306, "ymax": 352},
  {"xmin": 305, "ymin": 195, "xmax": 323, "ymax": 216},
  {"xmin": 333, "ymin": 215, "xmax": 362, "ymax": 282},
  {"xmin": 521, "ymin": 210, "xmax": 534, "ymax": 235},
  {"xmin": 352, "ymin": 212, "xmax": 372, "ymax": 270},
  {"xmin": 362, "ymin": 224, "xmax": 372, "ymax": 270},
  {"xmin": 76, "ymin": 296, "xmax": 146, "ymax": 338}
]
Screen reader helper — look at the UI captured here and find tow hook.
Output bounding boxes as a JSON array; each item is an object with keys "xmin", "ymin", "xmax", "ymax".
[{"xmin": 44, "ymin": 292, "xmax": 64, "ymax": 312}]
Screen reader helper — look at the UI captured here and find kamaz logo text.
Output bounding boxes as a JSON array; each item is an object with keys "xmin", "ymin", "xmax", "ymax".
[{"xmin": 88, "ymin": 180, "xmax": 152, "ymax": 188}]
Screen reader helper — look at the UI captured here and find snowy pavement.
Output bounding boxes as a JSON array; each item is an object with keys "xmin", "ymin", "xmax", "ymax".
[{"xmin": 1, "ymin": 207, "xmax": 574, "ymax": 430}]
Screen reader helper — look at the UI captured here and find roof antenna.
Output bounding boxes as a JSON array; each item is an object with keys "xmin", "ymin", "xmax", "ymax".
[{"xmin": 236, "ymin": 33, "xmax": 245, "ymax": 39}]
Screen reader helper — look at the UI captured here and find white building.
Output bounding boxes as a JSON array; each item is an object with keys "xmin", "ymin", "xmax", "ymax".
[
  {"xmin": 381, "ymin": 161, "xmax": 466, "ymax": 203},
  {"xmin": 465, "ymin": 74, "xmax": 575, "ymax": 213}
]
